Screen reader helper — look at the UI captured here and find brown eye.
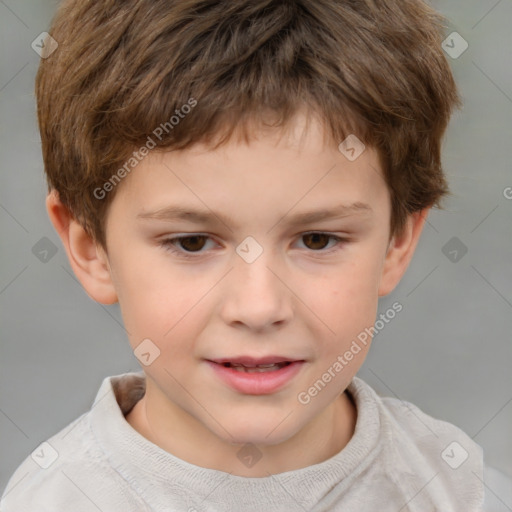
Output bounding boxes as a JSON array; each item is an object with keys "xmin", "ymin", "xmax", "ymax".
[
  {"xmin": 160, "ymin": 235, "xmax": 213, "ymax": 256},
  {"xmin": 175, "ymin": 235, "xmax": 208, "ymax": 252},
  {"xmin": 302, "ymin": 233, "xmax": 331, "ymax": 250}
]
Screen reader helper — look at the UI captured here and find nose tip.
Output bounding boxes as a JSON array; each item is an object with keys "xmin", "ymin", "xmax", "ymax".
[{"xmin": 220, "ymin": 248, "xmax": 293, "ymax": 331}]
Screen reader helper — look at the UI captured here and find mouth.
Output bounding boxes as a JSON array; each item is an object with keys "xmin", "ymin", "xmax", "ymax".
[{"xmin": 205, "ymin": 357, "xmax": 306, "ymax": 395}]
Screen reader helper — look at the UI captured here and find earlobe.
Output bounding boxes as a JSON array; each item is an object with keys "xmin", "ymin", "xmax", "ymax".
[
  {"xmin": 46, "ymin": 190, "xmax": 118, "ymax": 305},
  {"xmin": 377, "ymin": 208, "xmax": 430, "ymax": 297}
]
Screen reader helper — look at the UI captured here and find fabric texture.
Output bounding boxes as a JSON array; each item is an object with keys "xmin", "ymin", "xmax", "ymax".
[{"xmin": 1, "ymin": 371, "xmax": 503, "ymax": 511}]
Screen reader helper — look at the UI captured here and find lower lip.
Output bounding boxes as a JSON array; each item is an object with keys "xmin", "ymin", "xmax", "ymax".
[{"xmin": 206, "ymin": 361, "xmax": 305, "ymax": 395}]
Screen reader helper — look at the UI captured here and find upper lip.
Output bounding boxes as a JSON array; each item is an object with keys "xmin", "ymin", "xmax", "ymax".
[{"xmin": 208, "ymin": 356, "xmax": 304, "ymax": 366}]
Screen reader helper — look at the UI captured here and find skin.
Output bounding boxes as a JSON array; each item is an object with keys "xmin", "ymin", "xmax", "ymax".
[{"xmin": 47, "ymin": 112, "xmax": 428, "ymax": 477}]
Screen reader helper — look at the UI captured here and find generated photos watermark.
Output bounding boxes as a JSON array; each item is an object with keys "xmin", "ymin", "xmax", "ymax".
[
  {"xmin": 297, "ymin": 301, "xmax": 403, "ymax": 405},
  {"xmin": 93, "ymin": 98, "xmax": 197, "ymax": 200}
]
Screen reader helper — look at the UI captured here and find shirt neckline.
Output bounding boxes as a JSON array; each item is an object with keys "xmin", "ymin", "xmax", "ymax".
[{"xmin": 89, "ymin": 371, "xmax": 382, "ymax": 508}]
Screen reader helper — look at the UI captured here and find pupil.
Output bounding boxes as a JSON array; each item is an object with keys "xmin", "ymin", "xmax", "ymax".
[
  {"xmin": 181, "ymin": 236, "xmax": 206, "ymax": 251},
  {"xmin": 304, "ymin": 233, "xmax": 329, "ymax": 250}
]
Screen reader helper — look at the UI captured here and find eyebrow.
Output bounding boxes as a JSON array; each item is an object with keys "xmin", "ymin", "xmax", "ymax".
[{"xmin": 136, "ymin": 202, "xmax": 373, "ymax": 229}]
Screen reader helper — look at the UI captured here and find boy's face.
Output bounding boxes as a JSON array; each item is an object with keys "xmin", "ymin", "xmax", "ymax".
[{"xmin": 51, "ymin": 113, "xmax": 426, "ymax": 453}]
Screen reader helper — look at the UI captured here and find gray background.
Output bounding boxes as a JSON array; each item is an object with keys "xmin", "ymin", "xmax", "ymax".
[{"xmin": 1, "ymin": 0, "xmax": 511, "ymax": 499}]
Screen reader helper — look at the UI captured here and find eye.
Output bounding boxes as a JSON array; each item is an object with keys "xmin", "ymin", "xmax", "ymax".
[
  {"xmin": 160, "ymin": 234, "xmax": 215, "ymax": 258},
  {"xmin": 159, "ymin": 232, "xmax": 348, "ymax": 259},
  {"xmin": 297, "ymin": 232, "xmax": 346, "ymax": 252}
]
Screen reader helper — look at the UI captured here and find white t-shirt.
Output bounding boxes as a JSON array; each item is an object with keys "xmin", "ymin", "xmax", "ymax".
[{"xmin": 1, "ymin": 371, "xmax": 510, "ymax": 511}]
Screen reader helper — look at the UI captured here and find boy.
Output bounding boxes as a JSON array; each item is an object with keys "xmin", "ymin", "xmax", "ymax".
[{"xmin": 1, "ymin": 0, "xmax": 507, "ymax": 510}]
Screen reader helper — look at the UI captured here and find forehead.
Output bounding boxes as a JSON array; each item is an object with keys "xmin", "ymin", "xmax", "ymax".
[{"xmin": 108, "ymin": 114, "xmax": 388, "ymax": 227}]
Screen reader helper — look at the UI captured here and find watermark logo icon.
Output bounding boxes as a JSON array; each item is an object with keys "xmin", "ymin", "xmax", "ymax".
[
  {"xmin": 338, "ymin": 134, "xmax": 366, "ymax": 162},
  {"xmin": 32, "ymin": 237, "xmax": 58, "ymax": 263},
  {"xmin": 442, "ymin": 236, "xmax": 468, "ymax": 263},
  {"xmin": 442, "ymin": 32, "xmax": 468, "ymax": 59},
  {"xmin": 31, "ymin": 442, "xmax": 59, "ymax": 469},
  {"xmin": 134, "ymin": 338, "xmax": 161, "ymax": 366},
  {"xmin": 441, "ymin": 441, "xmax": 469, "ymax": 469},
  {"xmin": 31, "ymin": 32, "xmax": 59, "ymax": 59},
  {"xmin": 236, "ymin": 236, "xmax": 263, "ymax": 264},
  {"xmin": 236, "ymin": 443, "xmax": 263, "ymax": 468}
]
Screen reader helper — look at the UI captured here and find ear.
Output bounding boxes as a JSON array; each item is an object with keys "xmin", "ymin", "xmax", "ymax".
[
  {"xmin": 378, "ymin": 208, "xmax": 430, "ymax": 297},
  {"xmin": 46, "ymin": 189, "xmax": 118, "ymax": 305}
]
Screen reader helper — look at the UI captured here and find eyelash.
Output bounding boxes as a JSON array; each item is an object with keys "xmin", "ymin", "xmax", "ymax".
[{"xmin": 159, "ymin": 232, "xmax": 348, "ymax": 259}]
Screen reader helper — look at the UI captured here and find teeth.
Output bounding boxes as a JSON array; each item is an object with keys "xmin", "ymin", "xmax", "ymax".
[
  {"xmin": 231, "ymin": 364, "xmax": 282, "ymax": 373},
  {"xmin": 222, "ymin": 362, "xmax": 291, "ymax": 372},
  {"xmin": 218, "ymin": 361, "xmax": 293, "ymax": 373}
]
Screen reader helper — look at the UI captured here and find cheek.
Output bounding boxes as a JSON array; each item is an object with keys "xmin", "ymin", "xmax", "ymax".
[
  {"xmin": 307, "ymin": 257, "xmax": 381, "ymax": 329},
  {"xmin": 111, "ymin": 250, "xmax": 206, "ymax": 350}
]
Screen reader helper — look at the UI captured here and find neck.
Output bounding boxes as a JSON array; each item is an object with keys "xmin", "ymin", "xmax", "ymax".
[{"xmin": 126, "ymin": 384, "xmax": 357, "ymax": 477}]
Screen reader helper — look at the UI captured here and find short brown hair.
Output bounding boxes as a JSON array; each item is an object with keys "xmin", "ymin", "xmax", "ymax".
[{"xmin": 36, "ymin": 0, "xmax": 461, "ymax": 250}]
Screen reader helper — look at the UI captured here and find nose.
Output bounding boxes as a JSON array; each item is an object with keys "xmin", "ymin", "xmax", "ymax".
[{"xmin": 219, "ymin": 249, "xmax": 293, "ymax": 332}]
